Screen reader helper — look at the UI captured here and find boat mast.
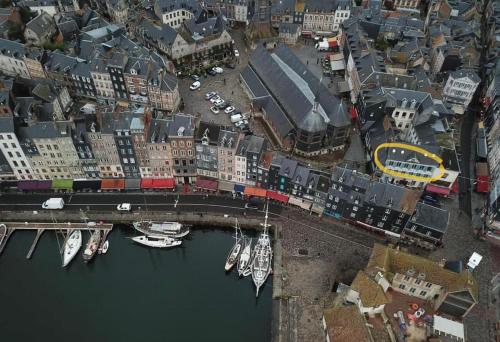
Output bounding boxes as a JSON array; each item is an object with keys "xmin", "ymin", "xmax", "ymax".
[{"xmin": 260, "ymin": 201, "xmax": 270, "ymax": 235}]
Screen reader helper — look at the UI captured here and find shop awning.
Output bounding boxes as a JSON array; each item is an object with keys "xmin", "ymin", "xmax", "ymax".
[
  {"xmin": 266, "ymin": 190, "xmax": 289, "ymax": 203},
  {"xmin": 425, "ymin": 184, "xmax": 451, "ymax": 196},
  {"xmin": 101, "ymin": 178, "xmax": 125, "ymax": 190},
  {"xmin": 244, "ymin": 187, "xmax": 267, "ymax": 197},
  {"xmin": 218, "ymin": 180, "xmax": 235, "ymax": 192},
  {"xmin": 195, "ymin": 178, "xmax": 218, "ymax": 191},
  {"xmin": 73, "ymin": 179, "xmax": 101, "ymax": 191},
  {"xmin": 234, "ymin": 184, "xmax": 245, "ymax": 193},
  {"xmin": 140, "ymin": 178, "xmax": 154, "ymax": 189},
  {"xmin": 18, "ymin": 180, "xmax": 51, "ymax": 190},
  {"xmin": 311, "ymin": 203, "xmax": 325, "ymax": 214},
  {"xmin": 288, "ymin": 196, "xmax": 312, "ymax": 210},
  {"xmin": 351, "ymin": 107, "xmax": 358, "ymax": 120},
  {"xmin": 52, "ymin": 179, "xmax": 73, "ymax": 190},
  {"xmin": 153, "ymin": 178, "xmax": 175, "ymax": 189},
  {"xmin": 125, "ymin": 178, "xmax": 141, "ymax": 190}
]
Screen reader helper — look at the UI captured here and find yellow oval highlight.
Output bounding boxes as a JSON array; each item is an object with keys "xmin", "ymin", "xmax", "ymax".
[{"xmin": 373, "ymin": 142, "xmax": 446, "ymax": 182}]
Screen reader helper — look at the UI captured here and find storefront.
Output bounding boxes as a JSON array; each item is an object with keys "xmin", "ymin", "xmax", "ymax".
[
  {"xmin": 244, "ymin": 187, "xmax": 267, "ymax": 198},
  {"xmin": 73, "ymin": 179, "xmax": 101, "ymax": 191},
  {"xmin": 195, "ymin": 178, "xmax": 218, "ymax": 192},
  {"xmin": 125, "ymin": 178, "xmax": 141, "ymax": 191},
  {"xmin": 218, "ymin": 180, "xmax": 235, "ymax": 193},
  {"xmin": 288, "ymin": 196, "xmax": 312, "ymax": 210},
  {"xmin": 17, "ymin": 180, "xmax": 52, "ymax": 191},
  {"xmin": 51, "ymin": 179, "xmax": 74, "ymax": 191},
  {"xmin": 266, "ymin": 190, "xmax": 289, "ymax": 204},
  {"xmin": 140, "ymin": 178, "xmax": 175, "ymax": 190},
  {"xmin": 234, "ymin": 184, "xmax": 245, "ymax": 193},
  {"xmin": 100, "ymin": 179, "xmax": 125, "ymax": 191}
]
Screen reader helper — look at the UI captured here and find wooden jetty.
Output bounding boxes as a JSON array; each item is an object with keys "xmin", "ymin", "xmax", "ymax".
[{"xmin": 0, "ymin": 222, "xmax": 113, "ymax": 257}]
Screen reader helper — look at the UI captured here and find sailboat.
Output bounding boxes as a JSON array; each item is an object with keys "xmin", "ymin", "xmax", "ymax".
[
  {"xmin": 83, "ymin": 230, "xmax": 102, "ymax": 263},
  {"xmin": 62, "ymin": 230, "xmax": 82, "ymax": 267},
  {"xmin": 224, "ymin": 219, "xmax": 243, "ymax": 271},
  {"xmin": 251, "ymin": 202, "xmax": 273, "ymax": 297},
  {"xmin": 237, "ymin": 237, "xmax": 252, "ymax": 277}
]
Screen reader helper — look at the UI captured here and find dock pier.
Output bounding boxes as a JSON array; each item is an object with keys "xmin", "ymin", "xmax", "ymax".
[
  {"xmin": 0, "ymin": 222, "xmax": 113, "ymax": 258},
  {"xmin": 26, "ymin": 229, "xmax": 45, "ymax": 259}
]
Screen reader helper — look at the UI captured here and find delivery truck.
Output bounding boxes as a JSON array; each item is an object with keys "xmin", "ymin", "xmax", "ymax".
[{"xmin": 42, "ymin": 197, "xmax": 65, "ymax": 210}]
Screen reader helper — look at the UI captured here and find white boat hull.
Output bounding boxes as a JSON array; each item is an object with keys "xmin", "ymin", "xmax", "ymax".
[
  {"xmin": 131, "ymin": 235, "xmax": 182, "ymax": 248},
  {"xmin": 133, "ymin": 221, "xmax": 189, "ymax": 238},
  {"xmin": 238, "ymin": 238, "xmax": 252, "ymax": 277},
  {"xmin": 62, "ymin": 230, "xmax": 82, "ymax": 267},
  {"xmin": 225, "ymin": 241, "xmax": 242, "ymax": 271}
]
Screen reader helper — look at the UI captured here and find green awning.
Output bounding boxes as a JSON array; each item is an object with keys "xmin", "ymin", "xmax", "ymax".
[{"xmin": 51, "ymin": 179, "xmax": 74, "ymax": 190}]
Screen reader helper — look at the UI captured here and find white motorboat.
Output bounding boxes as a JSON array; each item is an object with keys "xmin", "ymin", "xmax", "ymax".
[
  {"xmin": 133, "ymin": 221, "xmax": 189, "ymax": 238},
  {"xmin": 237, "ymin": 237, "xmax": 252, "ymax": 277},
  {"xmin": 251, "ymin": 202, "xmax": 273, "ymax": 297},
  {"xmin": 101, "ymin": 240, "xmax": 109, "ymax": 254},
  {"xmin": 131, "ymin": 235, "xmax": 182, "ymax": 248},
  {"xmin": 83, "ymin": 230, "xmax": 102, "ymax": 262},
  {"xmin": 225, "ymin": 219, "xmax": 243, "ymax": 271},
  {"xmin": 62, "ymin": 230, "xmax": 82, "ymax": 267}
]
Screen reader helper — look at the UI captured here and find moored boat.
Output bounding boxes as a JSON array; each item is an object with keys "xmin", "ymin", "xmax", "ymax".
[
  {"xmin": 131, "ymin": 235, "xmax": 182, "ymax": 248},
  {"xmin": 237, "ymin": 237, "xmax": 252, "ymax": 277},
  {"xmin": 251, "ymin": 202, "xmax": 273, "ymax": 297},
  {"xmin": 62, "ymin": 230, "xmax": 82, "ymax": 267},
  {"xmin": 225, "ymin": 219, "xmax": 243, "ymax": 271},
  {"xmin": 133, "ymin": 221, "xmax": 189, "ymax": 238},
  {"xmin": 83, "ymin": 230, "xmax": 102, "ymax": 263}
]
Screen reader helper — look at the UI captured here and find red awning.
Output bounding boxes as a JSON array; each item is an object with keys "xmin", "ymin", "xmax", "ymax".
[
  {"xmin": 476, "ymin": 176, "xmax": 489, "ymax": 193},
  {"xmin": 101, "ymin": 179, "xmax": 125, "ymax": 190},
  {"xmin": 350, "ymin": 107, "xmax": 358, "ymax": 120},
  {"xmin": 426, "ymin": 184, "xmax": 451, "ymax": 196},
  {"xmin": 244, "ymin": 187, "xmax": 267, "ymax": 197},
  {"xmin": 266, "ymin": 190, "xmax": 289, "ymax": 203},
  {"xmin": 195, "ymin": 178, "xmax": 218, "ymax": 191},
  {"xmin": 153, "ymin": 178, "xmax": 175, "ymax": 189},
  {"xmin": 140, "ymin": 178, "xmax": 154, "ymax": 189}
]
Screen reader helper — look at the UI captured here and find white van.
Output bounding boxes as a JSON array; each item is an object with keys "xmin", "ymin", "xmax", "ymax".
[
  {"xmin": 42, "ymin": 198, "xmax": 65, "ymax": 209},
  {"xmin": 230, "ymin": 114, "xmax": 243, "ymax": 123}
]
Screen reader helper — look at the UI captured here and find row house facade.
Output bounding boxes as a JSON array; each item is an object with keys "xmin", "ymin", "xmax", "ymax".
[
  {"xmin": 217, "ymin": 128, "xmax": 240, "ymax": 182},
  {"xmin": 168, "ymin": 114, "xmax": 196, "ymax": 184},
  {"xmin": 145, "ymin": 118, "xmax": 174, "ymax": 179},
  {"xmin": 195, "ymin": 122, "xmax": 220, "ymax": 179},
  {"xmin": 18, "ymin": 121, "xmax": 84, "ymax": 180}
]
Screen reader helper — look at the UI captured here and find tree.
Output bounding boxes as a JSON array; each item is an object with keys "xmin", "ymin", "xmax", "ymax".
[
  {"xmin": 19, "ymin": 7, "xmax": 35, "ymax": 24},
  {"xmin": 7, "ymin": 22, "xmax": 23, "ymax": 41}
]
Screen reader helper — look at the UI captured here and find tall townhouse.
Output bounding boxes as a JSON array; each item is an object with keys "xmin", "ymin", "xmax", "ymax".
[
  {"xmin": 0, "ymin": 39, "xmax": 32, "ymax": 79},
  {"xmin": 332, "ymin": 0, "xmax": 350, "ymax": 32},
  {"xmin": 71, "ymin": 62, "xmax": 97, "ymax": 99},
  {"xmin": 234, "ymin": 135, "xmax": 266, "ymax": 186},
  {"xmin": 148, "ymin": 70, "xmax": 181, "ymax": 112},
  {"xmin": 72, "ymin": 118, "xmax": 99, "ymax": 179},
  {"xmin": 0, "ymin": 115, "xmax": 36, "ymax": 180},
  {"xmin": 109, "ymin": 111, "xmax": 141, "ymax": 179},
  {"xmin": 124, "ymin": 57, "xmax": 150, "ymax": 105},
  {"xmin": 153, "ymin": 0, "xmax": 198, "ymax": 28},
  {"xmin": 107, "ymin": 52, "xmax": 129, "ymax": 102},
  {"xmin": 168, "ymin": 113, "xmax": 196, "ymax": 184},
  {"xmin": 42, "ymin": 52, "xmax": 78, "ymax": 95},
  {"xmin": 88, "ymin": 108, "xmax": 124, "ymax": 178},
  {"xmin": 302, "ymin": 0, "xmax": 337, "ymax": 33},
  {"xmin": 217, "ymin": 128, "xmax": 240, "ymax": 182},
  {"xmin": 145, "ymin": 118, "xmax": 174, "ymax": 179},
  {"xmin": 90, "ymin": 58, "xmax": 115, "ymax": 105},
  {"xmin": 195, "ymin": 122, "xmax": 220, "ymax": 179},
  {"xmin": 18, "ymin": 121, "xmax": 84, "ymax": 180},
  {"xmin": 130, "ymin": 113, "xmax": 149, "ymax": 179},
  {"xmin": 106, "ymin": 0, "xmax": 129, "ymax": 25}
]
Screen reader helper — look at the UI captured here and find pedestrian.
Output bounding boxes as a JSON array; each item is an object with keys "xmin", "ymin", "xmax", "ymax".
[
  {"xmin": 306, "ymin": 60, "xmax": 309, "ymax": 65},
  {"xmin": 223, "ymin": 78, "xmax": 226, "ymax": 85},
  {"xmin": 231, "ymin": 90, "xmax": 234, "ymax": 95}
]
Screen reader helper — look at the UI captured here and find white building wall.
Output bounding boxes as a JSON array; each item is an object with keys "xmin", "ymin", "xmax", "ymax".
[{"xmin": 0, "ymin": 133, "xmax": 36, "ymax": 180}]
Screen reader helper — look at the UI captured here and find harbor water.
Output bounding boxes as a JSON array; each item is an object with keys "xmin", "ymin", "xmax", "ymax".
[{"xmin": 0, "ymin": 225, "xmax": 272, "ymax": 342}]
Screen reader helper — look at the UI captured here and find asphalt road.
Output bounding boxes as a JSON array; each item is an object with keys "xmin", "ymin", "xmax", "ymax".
[{"xmin": 0, "ymin": 193, "xmax": 282, "ymax": 216}]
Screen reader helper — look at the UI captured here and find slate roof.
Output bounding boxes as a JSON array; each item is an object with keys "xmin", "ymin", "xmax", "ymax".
[
  {"xmin": 449, "ymin": 69, "xmax": 480, "ymax": 83},
  {"xmin": 278, "ymin": 158, "xmax": 298, "ymax": 177},
  {"xmin": 26, "ymin": 12, "xmax": 55, "ymax": 35},
  {"xmin": 279, "ymin": 22, "xmax": 301, "ymax": 35},
  {"xmin": 248, "ymin": 45, "xmax": 349, "ymax": 129},
  {"xmin": 167, "ymin": 113, "xmax": 194, "ymax": 137},
  {"xmin": 155, "ymin": 0, "xmax": 199, "ymax": 13},
  {"xmin": 43, "ymin": 51, "xmax": 79, "ymax": 74},
  {"xmin": 366, "ymin": 244, "xmax": 478, "ymax": 301},
  {"xmin": 138, "ymin": 18, "xmax": 178, "ymax": 45},
  {"xmin": 0, "ymin": 116, "xmax": 14, "ymax": 133},
  {"xmin": 291, "ymin": 165, "xmax": 310, "ymax": 186},
  {"xmin": 410, "ymin": 202, "xmax": 449, "ymax": 233},
  {"xmin": 218, "ymin": 128, "xmax": 238, "ymax": 149},
  {"xmin": 195, "ymin": 121, "xmax": 221, "ymax": 143},
  {"xmin": 0, "ymin": 38, "xmax": 26, "ymax": 59}
]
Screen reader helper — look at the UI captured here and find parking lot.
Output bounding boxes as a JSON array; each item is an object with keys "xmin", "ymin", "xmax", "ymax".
[{"xmin": 179, "ymin": 29, "xmax": 252, "ymax": 130}]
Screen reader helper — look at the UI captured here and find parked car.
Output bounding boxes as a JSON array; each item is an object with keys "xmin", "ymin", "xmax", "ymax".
[
  {"xmin": 205, "ymin": 91, "xmax": 217, "ymax": 100},
  {"xmin": 42, "ymin": 197, "xmax": 65, "ymax": 210},
  {"xmin": 190, "ymin": 81, "xmax": 201, "ymax": 90},
  {"xmin": 224, "ymin": 106, "xmax": 236, "ymax": 114},
  {"xmin": 216, "ymin": 101, "xmax": 228, "ymax": 109},
  {"xmin": 213, "ymin": 66, "xmax": 223, "ymax": 74},
  {"xmin": 210, "ymin": 95, "xmax": 222, "ymax": 104},
  {"xmin": 210, "ymin": 106, "xmax": 220, "ymax": 114},
  {"xmin": 230, "ymin": 114, "xmax": 243, "ymax": 123},
  {"xmin": 234, "ymin": 49, "xmax": 240, "ymax": 57},
  {"xmin": 235, "ymin": 119, "xmax": 249, "ymax": 128},
  {"xmin": 214, "ymin": 98, "xmax": 225, "ymax": 106},
  {"xmin": 226, "ymin": 62, "xmax": 236, "ymax": 69},
  {"xmin": 190, "ymin": 74, "xmax": 200, "ymax": 81},
  {"xmin": 207, "ymin": 68, "xmax": 217, "ymax": 76},
  {"xmin": 117, "ymin": 203, "xmax": 131, "ymax": 211}
]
